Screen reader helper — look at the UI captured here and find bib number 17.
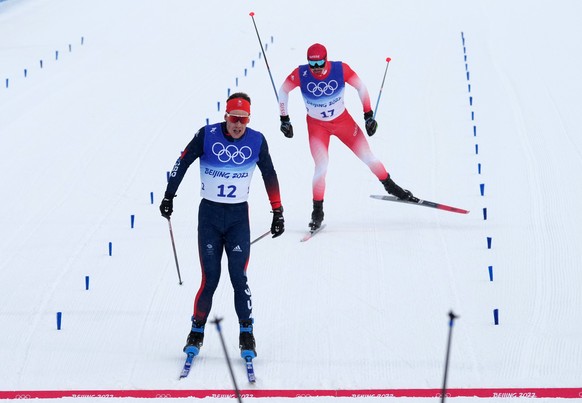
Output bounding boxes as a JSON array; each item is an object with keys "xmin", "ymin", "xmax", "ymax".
[{"xmin": 320, "ymin": 109, "xmax": 335, "ymax": 119}]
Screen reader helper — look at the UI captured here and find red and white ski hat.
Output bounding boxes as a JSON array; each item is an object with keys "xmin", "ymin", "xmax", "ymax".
[{"xmin": 307, "ymin": 43, "xmax": 327, "ymax": 61}]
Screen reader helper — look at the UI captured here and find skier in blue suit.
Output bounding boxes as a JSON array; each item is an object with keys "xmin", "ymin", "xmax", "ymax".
[{"xmin": 160, "ymin": 92, "xmax": 285, "ymax": 359}]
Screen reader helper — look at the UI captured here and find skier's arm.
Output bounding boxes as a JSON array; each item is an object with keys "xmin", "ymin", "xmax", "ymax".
[
  {"xmin": 164, "ymin": 127, "xmax": 205, "ymax": 198},
  {"xmin": 343, "ymin": 62, "xmax": 373, "ymax": 113},
  {"xmin": 256, "ymin": 135, "xmax": 282, "ymax": 210},
  {"xmin": 278, "ymin": 67, "xmax": 300, "ymax": 117}
]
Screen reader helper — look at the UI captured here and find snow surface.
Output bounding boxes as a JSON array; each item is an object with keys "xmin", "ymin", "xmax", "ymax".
[{"xmin": 1, "ymin": 0, "xmax": 581, "ymax": 402}]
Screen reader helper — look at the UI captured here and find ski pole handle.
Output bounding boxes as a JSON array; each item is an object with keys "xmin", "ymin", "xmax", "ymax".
[{"xmin": 441, "ymin": 310, "xmax": 459, "ymax": 403}]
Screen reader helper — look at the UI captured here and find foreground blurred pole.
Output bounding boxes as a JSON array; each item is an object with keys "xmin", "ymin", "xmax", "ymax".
[
  {"xmin": 212, "ymin": 317, "xmax": 243, "ymax": 403},
  {"xmin": 441, "ymin": 311, "xmax": 459, "ymax": 403}
]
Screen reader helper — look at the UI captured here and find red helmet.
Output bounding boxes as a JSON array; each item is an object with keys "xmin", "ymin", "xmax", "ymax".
[{"xmin": 307, "ymin": 43, "xmax": 327, "ymax": 61}]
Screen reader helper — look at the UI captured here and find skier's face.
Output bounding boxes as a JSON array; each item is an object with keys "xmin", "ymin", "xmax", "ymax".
[
  {"xmin": 308, "ymin": 59, "xmax": 326, "ymax": 75},
  {"xmin": 225, "ymin": 111, "xmax": 250, "ymax": 138}
]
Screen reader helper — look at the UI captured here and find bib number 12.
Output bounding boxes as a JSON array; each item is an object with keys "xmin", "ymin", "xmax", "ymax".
[{"xmin": 217, "ymin": 184, "xmax": 236, "ymax": 198}]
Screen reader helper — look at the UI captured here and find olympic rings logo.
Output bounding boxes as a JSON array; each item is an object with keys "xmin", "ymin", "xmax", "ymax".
[
  {"xmin": 306, "ymin": 80, "xmax": 338, "ymax": 97},
  {"xmin": 212, "ymin": 142, "xmax": 252, "ymax": 164}
]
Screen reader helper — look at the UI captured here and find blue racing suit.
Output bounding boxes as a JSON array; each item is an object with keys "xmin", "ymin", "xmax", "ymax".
[{"xmin": 164, "ymin": 122, "xmax": 282, "ymax": 322}]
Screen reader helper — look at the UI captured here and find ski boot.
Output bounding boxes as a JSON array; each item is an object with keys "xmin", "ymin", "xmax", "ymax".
[
  {"xmin": 239, "ymin": 319, "xmax": 257, "ymax": 359},
  {"xmin": 183, "ymin": 317, "xmax": 205, "ymax": 356},
  {"xmin": 308, "ymin": 200, "xmax": 324, "ymax": 231},
  {"xmin": 381, "ymin": 175, "xmax": 418, "ymax": 202}
]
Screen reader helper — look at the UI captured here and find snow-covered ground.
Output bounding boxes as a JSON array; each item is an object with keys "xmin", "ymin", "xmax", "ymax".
[{"xmin": 1, "ymin": 0, "xmax": 581, "ymax": 402}]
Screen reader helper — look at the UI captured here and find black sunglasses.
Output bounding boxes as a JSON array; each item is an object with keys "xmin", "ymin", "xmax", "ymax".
[{"xmin": 308, "ymin": 60, "xmax": 325, "ymax": 69}]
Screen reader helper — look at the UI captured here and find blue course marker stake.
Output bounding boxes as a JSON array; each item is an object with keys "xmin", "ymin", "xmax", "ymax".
[
  {"xmin": 81, "ymin": 36, "xmax": 84, "ymax": 45},
  {"xmin": 57, "ymin": 312, "xmax": 63, "ymax": 330},
  {"xmin": 150, "ymin": 192, "xmax": 154, "ymax": 205},
  {"xmin": 85, "ymin": 276, "xmax": 90, "ymax": 290},
  {"xmin": 206, "ymin": 118, "xmax": 209, "ymax": 125},
  {"xmin": 487, "ymin": 237, "xmax": 492, "ymax": 249},
  {"xmin": 227, "ymin": 88, "xmax": 231, "ymax": 97},
  {"xmin": 24, "ymin": 69, "xmax": 28, "ymax": 77},
  {"xmin": 40, "ymin": 60, "xmax": 43, "ymax": 68},
  {"xmin": 473, "ymin": 125, "xmax": 477, "ymax": 136},
  {"xmin": 478, "ymin": 163, "xmax": 482, "ymax": 174},
  {"xmin": 55, "ymin": 50, "xmax": 59, "ymax": 60},
  {"xmin": 131, "ymin": 214, "xmax": 135, "ymax": 229},
  {"xmin": 493, "ymin": 309, "xmax": 499, "ymax": 325},
  {"xmin": 475, "ymin": 144, "xmax": 479, "ymax": 154},
  {"xmin": 480, "ymin": 183, "xmax": 485, "ymax": 196},
  {"xmin": 244, "ymin": 68, "xmax": 248, "ymax": 77},
  {"xmin": 108, "ymin": 242, "xmax": 112, "ymax": 256},
  {"xmin": 471, "ymin": 111, "xmax": 475, "ymax": 121},
  {"xmin": 217, "ymin": 101, "xmax": 220, "ymax": 111},
  {"xmin": 467, "ymin": 71, "xmax": 470, "ymax": 80},
  {"xmin": 488, "ymin": 266, "xmax": 493, "ymax": 281},
  {"xmin": 469, "ymin": 96, "xmax": 473, "ymax": 106},
  {"xmin": 4, "ymin": 78, "xmax": 7, "ymax": 88},
  {"xmin": 468, "ymin": 84, "xmax": 471, "ymax": 93},
  {"xmin": 483, "ymin": 207, "xmax": 488, "ymax": 220},
  {"xmin": 252, "ymin": 60, "xmax": 255, "ymax": 68},
  {"xmin": 236, "ymin": 77, "xmax": 239, "ymax": 87}
]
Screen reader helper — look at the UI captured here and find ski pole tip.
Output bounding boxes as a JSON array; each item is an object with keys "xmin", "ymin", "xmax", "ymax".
[
  {"xmin": 386, "ymin": 57, "xmax": 392, "ymax": 62},
  {"xmin": 249, "ymin": 11, "xmax": 255, "ymax": 16}
]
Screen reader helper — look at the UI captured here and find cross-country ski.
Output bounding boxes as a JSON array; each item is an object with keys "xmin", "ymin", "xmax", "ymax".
[
  {"xmin": 370, "ymin": 195, "xmax": 469, "ymax": 214},
  {"xmin": 244, "ymin": 356, "xmax": 256, "ymax": 383},
  {"xmin": 301, "ymin": 224, "xmax": 327, "ymax": 242},
  {"xmin": 179, "ymin": 352, "xmax": 196, "ymax": 379}
]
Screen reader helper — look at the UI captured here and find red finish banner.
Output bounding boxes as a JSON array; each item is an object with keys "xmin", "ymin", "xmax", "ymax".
[{"xmin": 1, "ymin": 388, "xmax": 581, "ymax": 399}]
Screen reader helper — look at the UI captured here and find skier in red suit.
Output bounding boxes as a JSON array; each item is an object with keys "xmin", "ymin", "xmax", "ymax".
[{"xmin": 278, "ymin": 43, "xmax": 416, "ymax": 230}]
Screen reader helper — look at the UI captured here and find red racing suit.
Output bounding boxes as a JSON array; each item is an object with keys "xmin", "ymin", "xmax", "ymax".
[{"xmin": 278, "ymin": 61, "xmax": 389, "ymax": 201}]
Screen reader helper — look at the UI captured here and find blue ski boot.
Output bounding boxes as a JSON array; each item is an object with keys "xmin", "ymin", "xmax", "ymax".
[
  {"xmin": 239, "ymin": 319, "xmax": 256, "ymax": 359},
  {"xmin": 183, "ymin": 318, "xmax": 205, "ymax": 356}
]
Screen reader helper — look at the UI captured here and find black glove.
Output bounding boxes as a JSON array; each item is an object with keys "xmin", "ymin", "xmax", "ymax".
[
  {"xmin": 364, "ymin": 111, "xmax": 378, "ymax": 136},
  {"xmin": 270, "ymin": 207, "xmax": 285, "ymax": 238},
  {"xmin": 280, "ymin": 115, "xmax": 294, "ymax": 138},
  {"xmin": 159, "ymin": 197, "xmax": 174, "ymax": 218}
]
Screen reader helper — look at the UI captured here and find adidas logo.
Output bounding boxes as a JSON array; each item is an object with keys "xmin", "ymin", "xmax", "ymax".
[{"xmin": 233, "ymin": 245, "xmax": 243, "ymax": 252}]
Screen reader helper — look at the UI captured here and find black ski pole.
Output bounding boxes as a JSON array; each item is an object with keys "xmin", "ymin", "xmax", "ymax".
[
  {"xmin": 166, "ymin": 217, "xmax": 183, "ymax": 285},
  {"xmin": 249, "ymin": 12, "xmax": 279, "ymax": 103},
  {"xmin": 441, "ymin": 310, "xmax": 459, "ymax": 403},
  {"xmin": 373, "ymin": 57, "xmax": 392, "ymax": 119},
  {"xmin": 212, "ymin": 317, "xmax": 243, "ymax": 403},
  {"xmin": 251, "ymin": 230, "xmax": 271, "ymax": 245}
]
